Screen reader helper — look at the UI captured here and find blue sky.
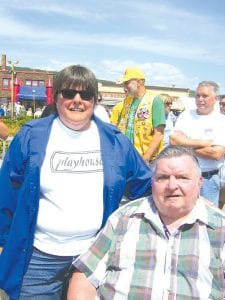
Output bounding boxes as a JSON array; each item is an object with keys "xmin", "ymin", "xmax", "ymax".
[{"xmin": 1, "ymin": 0, "xmax": 225, "ymax": 93}]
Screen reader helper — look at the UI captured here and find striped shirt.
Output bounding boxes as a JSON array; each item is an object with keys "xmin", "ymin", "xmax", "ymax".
[{"xmin": 73, "ymin": 197, "xmax": 225, "ymax": 299}]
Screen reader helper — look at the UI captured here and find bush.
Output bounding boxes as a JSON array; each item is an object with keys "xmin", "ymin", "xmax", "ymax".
[
  {"xmin": 0, "ymin": 139, "xmax": 12, "ymax": 158},
  {"xmin": 0, "ymin": 116, "xmax": 33, "ymax": 157},
  {"xmin": 2, "ymin": 116, "xmax": 33, "ymax": 136}
]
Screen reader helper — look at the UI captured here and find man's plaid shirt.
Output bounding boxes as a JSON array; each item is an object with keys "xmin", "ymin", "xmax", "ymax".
[{"xmin": 73, "ymin": 197, "xmax": 225, "ymax": 299}]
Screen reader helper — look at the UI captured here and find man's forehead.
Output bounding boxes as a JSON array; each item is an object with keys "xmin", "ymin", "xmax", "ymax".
[
  {"xmin": 196, "ymin": 85, "xmax": 215, "ymax": 94},
  {"xmin": 124, "ymin": 79, "xmax": 136, "ymax": 84},
  {"xmin": 154, "ymin": 156, "xmax": 194, "ymax": 170}
]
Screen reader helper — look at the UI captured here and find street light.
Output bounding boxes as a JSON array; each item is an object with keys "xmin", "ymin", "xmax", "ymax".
[
  {"xmin": 32, "ymin": 89, "xmax": 36, "ymax": 118},
  {"xmin": 8, "ymin": 60, "xmax": 19, "ymax": 119}
]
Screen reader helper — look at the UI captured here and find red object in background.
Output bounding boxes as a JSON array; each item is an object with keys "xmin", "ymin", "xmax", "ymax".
[
  {"xmin": 14, "ymin": 78, "xmax": 20, "ymax": 102},
  {"xmin": 46, "ymin": 78, "xmax": 53, "ymax": 104}
]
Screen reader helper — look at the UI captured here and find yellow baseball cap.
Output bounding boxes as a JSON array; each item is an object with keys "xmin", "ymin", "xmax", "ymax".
[{"xmin": 117, "ymin": 67, "xmax": 146, "ymax": 83}]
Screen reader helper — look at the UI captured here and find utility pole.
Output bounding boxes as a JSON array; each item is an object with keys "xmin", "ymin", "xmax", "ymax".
[{"xmin": 8, "ymin": 60, "xmax": 19, "ymax": 119}]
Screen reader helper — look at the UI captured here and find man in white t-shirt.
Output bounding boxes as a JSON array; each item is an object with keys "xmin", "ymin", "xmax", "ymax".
[
  {"xmin": 94, "ymin": 92, "xmax": 110, "ymax": 123},
  {"xmin": 170, "ymin": 81, "xmax": 225, "ymax": 206}
]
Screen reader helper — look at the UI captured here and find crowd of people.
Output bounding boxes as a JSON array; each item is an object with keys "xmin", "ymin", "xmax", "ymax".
[
  {"xmin": 0, "ymin": 65, "xmax": 225, "ymax": 300},
  {"xmin": 0, "ymin": 102, "xmax": 55, "ymax": 119}
]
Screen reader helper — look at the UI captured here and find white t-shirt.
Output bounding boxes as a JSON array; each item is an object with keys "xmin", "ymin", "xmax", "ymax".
[
  {"xmin": 94, "ymin": 104, "xmax": 110, "ymax": 123},
  {"xmin": 34, "ymin": 118, "xmax": 104, "ymax": 256},
  {"xmin": 173, "ymin": 109, "xmax": 225, "ymax": 171},
  {"xmin": 164, "ymin": 112, "xmax": 176, "ymax": 148}
]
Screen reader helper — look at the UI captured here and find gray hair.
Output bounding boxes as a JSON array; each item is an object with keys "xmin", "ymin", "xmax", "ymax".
[
  {"xmin": 197, "ymin": 81, "xmax": 220, "ymax": 97},
  {"xmin": 151, "ymin": 146, "xmax": 201, "ymax": 177},
  {"xmin": 53, "ymin": 65, "xmax": 98, "ymax": 103}
]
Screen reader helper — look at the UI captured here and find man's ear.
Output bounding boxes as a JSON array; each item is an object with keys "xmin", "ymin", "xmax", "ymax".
[{"xmin": 198, "ymin": 176, "xmax": 203, "ymax": 189}]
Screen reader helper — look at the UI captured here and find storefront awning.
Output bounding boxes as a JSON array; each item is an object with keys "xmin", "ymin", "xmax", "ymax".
[{"xmin": 17, "ymin": 86, "xmax": 47, "ymax": 101}]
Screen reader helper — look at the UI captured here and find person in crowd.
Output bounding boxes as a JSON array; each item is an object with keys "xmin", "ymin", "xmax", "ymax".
[
  {"xmin": 20, "ymin": 103, "xmax": 27, "ymax": 116},
  {"xmin": 0, "ymin": 65, "xmax": 152, "ymax": 300},
  {"xmin": 33, "ymin": 107, "xmax": 42, "ymax": 118},
  {"xmin": 0, "ymin": 119, "xmax": 9, "ymax": 140},
  {"xmin": 115, "ymin": 67, "xmax": 166, "ymax": 164},
  {"xmin": 170, "ymin": 98, "xmax": 185, "ymax": 123},
  {"xmin": 94, "ymin": 92, "xmax": 110, "ymax": 122},
  {"xmin": 110, "ymin": 101, "xmax": 124, "ymax": 126},
  {"xmin": 41, "ymin": 103, "xmax": 56, "ymax": 118},
  {"xmin": 160, "ymin": 94, "xmax": 174, "ymax": 148},
  {"xmin": 15, "ymin": 101, "xmax": 22, "ymax": 117},
  {"xmin": 170, "ymin": 81, "xmax": 225, "ymax": 206},
  {"xmin": 0, "ymin": 105, "xmax": 5, "ymax": 117},
  {"xmin": 219, "ymin": 96, "xmax": 225, "ymax": 209},
  {"xmin": 26, "ymin": 107, "xmax": 33, "ymax": 117},
  {"xmin": 6, "ymin": 103, "xmax": 16, "ymax": 117},
  {"xmin": 219, "ymin": 96, "xmax": 225, "ymax": 115},
  {"xmin": 68, "ymin": 146, "xmax": 225, "ymax": 300}
]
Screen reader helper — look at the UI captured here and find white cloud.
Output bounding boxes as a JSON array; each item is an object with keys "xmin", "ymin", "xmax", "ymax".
[
  {"xmin": 0, "ymin": 0, "xmax": 105, "ymax": 21},
  {"xmin": 0, "ymin": 0, "xmax": 224, "ymax": 66},
  {"xmin": 93, "ymin": 60, "xmax": 198, "ymax": 89},
  {"xmin": 0, "ymin": 0, "xmax": 224, "ymax": 93}
]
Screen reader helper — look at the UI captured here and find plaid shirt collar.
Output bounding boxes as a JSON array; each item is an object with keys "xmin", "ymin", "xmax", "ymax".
[{"xmin": 129, "ymin": 196, "xmax": 215, "ymax": 231}]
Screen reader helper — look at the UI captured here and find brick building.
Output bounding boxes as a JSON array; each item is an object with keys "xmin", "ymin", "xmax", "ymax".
[{"xmin": 0, "ymin": 54, "xmax": 54, "ymax": 109}]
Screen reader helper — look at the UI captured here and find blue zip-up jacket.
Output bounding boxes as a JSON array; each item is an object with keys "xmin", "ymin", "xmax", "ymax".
[{"xmin": 0, "ymin": 114, "xmax": 152, "ymax": 299}]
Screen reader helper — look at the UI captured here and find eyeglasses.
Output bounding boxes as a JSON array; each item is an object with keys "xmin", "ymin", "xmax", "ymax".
[
  {"xmin": 166, "ymin": 102, "xmax": 172, "ymax": 106},
  {"xmin": 219, "ymin": 102, "xmax": 225, "ymax": 107},
  {"xmin": 59, "ymin": 89, "xmax": 94, "ymax": 101},
  {"xmin": 172, "ymin": 110, "xmax": 182, "ymax": 116}
]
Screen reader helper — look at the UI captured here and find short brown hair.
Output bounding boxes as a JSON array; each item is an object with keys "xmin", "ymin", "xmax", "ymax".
[{"xmin": 53, "ymin": 65, "xmax": 98, "ymax": 103}]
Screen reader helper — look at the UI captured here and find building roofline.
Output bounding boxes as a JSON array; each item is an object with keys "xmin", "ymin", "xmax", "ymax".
[
  {"xmin": 1, "ymin": 65, "xmax": 55, "ymax": 75},
  {"xmin": 98, "ymin": 79, "xmax": 191, "ymax": 93}
]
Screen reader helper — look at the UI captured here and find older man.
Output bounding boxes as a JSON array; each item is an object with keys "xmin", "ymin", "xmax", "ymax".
[
  {"xmin": 115, "ymin": 67, "xmax": 165, "ymax": 163},
  {"xmin": 170, "ymin": 81, "xmax": 225, "ymax": 206},
  {"xmin": 68, "ymin": 146, "xmax": 225, "ymax": 300}
]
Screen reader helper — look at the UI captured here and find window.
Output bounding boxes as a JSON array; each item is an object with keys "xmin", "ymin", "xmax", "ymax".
[
  {"xmin": 26, "ymin": 80, "xmax": 32, "ymax": 86},
  {"xmin": 2, "ymin": 78, "xmax": 11, "ymax": 90},
  {"xmin": 25, "ymin": 80, "xmax": 45, "ymax": 86}
]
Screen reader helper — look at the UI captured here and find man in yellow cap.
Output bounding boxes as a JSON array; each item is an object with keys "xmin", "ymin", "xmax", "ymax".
[
  {"xmin": 115, "ymin": 67, "xmax": 165, "ymax": 163},
  {"xmin": 110, "ymin": 101, "xmax": 124, "ymax": 126}
]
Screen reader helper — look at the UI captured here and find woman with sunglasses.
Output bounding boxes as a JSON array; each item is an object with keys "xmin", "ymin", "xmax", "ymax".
[{"xmin": 0, "ymin": 65, "xmax": 151, "ymax": 300}]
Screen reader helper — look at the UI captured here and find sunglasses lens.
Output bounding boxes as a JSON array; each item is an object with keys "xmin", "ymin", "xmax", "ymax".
[
  {"xmin": 61, "ymin": 89, "xmax": 76, "ymax": 99},
  {"xmin": 79, "ymin": 91, "xmax": 93, "ymax": 100},
  {"xmin": 60, "ymin": 89, "xmax": 93, "ymax": 101}
]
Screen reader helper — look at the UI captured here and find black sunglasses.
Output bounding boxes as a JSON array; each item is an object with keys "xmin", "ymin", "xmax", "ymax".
[{"xmin": 59, "ymin": 89, "xmax": 94, "ymax": 101}]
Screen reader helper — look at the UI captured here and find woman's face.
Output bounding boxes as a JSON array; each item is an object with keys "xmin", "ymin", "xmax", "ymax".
[
  {"xmin": 55, "ymin": 86, "xmax": 95, "ymax": 131},
  {"xmin": 165, "ymin": 101, "xmax": 172, "ymax": 113}
]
